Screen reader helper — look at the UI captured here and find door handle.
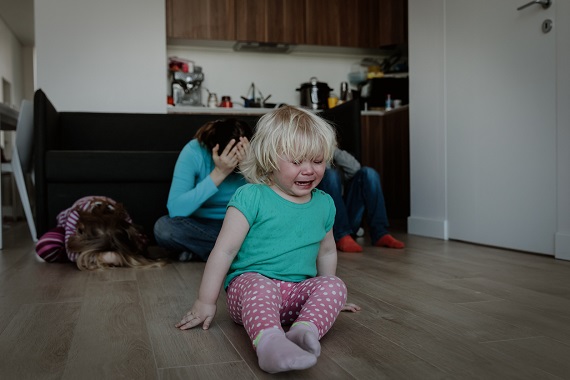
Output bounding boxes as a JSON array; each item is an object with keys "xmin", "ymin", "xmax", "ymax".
[{"xmin": 517, "ymin": 0, "xmax": 551, "ymax": 11}]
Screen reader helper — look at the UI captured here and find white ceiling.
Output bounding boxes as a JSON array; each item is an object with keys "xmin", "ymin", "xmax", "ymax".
[{"xmin": 0, "ymin": 0, "xmax": 34, "ymax": 46}]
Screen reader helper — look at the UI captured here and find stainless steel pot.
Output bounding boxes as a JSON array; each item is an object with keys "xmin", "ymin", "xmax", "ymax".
[{"xmin": 296, "ymin": 77, "xmax": 333, "ymax": 110}]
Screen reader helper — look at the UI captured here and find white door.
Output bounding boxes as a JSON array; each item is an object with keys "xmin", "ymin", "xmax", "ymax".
[{"xmin": 446, "ymin": 0, "xmax": 556, "ymax": 255}]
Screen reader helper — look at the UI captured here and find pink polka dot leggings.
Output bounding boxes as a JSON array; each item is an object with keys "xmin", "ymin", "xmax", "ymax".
[{"xmin": 226, "ymin": 272, "xmax": 347, "ymax": 347}]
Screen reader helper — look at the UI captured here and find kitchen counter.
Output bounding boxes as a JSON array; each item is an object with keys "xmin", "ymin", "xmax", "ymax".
[
  {"xmin": 167, "ymin": 105, "xmax": 278, "ymax": 115},
  {"xmin": 361, "ymin": 104, "xmax": 409, "ymax": 116},
  {"xmin": 168, "ymin": 104, "xmax": 409, "ymax": 117}
]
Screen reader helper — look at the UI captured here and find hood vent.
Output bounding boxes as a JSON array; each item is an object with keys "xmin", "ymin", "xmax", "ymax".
[{"xmin": 233, "ymin": 41, "xmax": 291, "ymax": 54}]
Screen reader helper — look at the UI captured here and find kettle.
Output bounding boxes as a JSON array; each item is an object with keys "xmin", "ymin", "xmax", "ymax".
[{"xmin": 297, "ymin": 77, "xmax": 333, "ymax": 110}]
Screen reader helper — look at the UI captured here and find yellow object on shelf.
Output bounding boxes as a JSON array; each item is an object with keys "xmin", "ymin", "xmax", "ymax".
[
  {"xmin": 328, "ymin": 96, "xmax": 339, "ymax": 109},
  {"xmin": 367, "ymin": 71, "xmax": 384, "ymax": 79}
]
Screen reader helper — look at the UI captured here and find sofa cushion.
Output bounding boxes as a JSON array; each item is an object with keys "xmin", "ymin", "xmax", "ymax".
[{"xmin": 45, "ymin": 151, "xmax": 179, "ymax": 182}]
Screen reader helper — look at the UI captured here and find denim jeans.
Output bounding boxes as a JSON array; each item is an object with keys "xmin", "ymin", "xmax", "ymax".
[
  {"xmin": 317, "ymin": 166, "xmax": 389, "ymax": 243},
  {"xmin": 153, "ymin": 215, "xmax": 224, "ymax": 261}
]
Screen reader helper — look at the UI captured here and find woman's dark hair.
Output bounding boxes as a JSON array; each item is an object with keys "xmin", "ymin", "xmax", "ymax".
[{"xmin": 194, "ymin": 118, "xmax": 253, "ymax": 151}]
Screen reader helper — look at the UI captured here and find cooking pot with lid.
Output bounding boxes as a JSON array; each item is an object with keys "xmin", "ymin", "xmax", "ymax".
[{"xmin": 297, "ymin": 77, "xmax": 333, "ymax": 110}]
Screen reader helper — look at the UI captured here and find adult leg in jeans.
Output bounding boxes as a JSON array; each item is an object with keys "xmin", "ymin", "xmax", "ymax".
[
  {"xmin": 317, "ymin": 168, "xmax": 353, "ymax": 241},
  {"xmin": 344, "ymin": 167, "xmax": 403, "ymax": 248},
  {"xmin": 317, "ymin": 168, "xmax": 363, "ymax": 252},
  {"xmin": 153, "ymin": 215, "xmax": 223, "ymax": 261}
]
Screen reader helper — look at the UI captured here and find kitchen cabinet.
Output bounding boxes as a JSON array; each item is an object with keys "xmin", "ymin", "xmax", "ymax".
[
  {"xmin": 167, "ymin": 0, "xmax": 407, "ymax": 48},
  {"xmin": 235, "ymin": 0, "xmax": 305, "ymax": 44},
  {"xmin": 168, "ymin": 0, "xmax": 235, "ymax": 41},
  {"xmin": 305, "ymin": 0, "xmax": 407, "ymax": 48},
  {"xmin": 360, "ymin": 107, "xmax": 409, "ymax": 229},
  {"xmin": 371, "ymin": 0, "xmax": 408, "ymax": 47},
  {"xmin": 305, "ymin": 0, "xmax": 374, "ymax": 48}
]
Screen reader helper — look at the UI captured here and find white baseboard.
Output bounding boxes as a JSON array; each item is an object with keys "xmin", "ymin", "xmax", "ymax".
[
  {"xmin": 407, "ymin": 216, "xmax": 448, "ymax": 240},
  {"xmin": 555, "ymin": 232, "xmax": 570, "ymax": 261}
]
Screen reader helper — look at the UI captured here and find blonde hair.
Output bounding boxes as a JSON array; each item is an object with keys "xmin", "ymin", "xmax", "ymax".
[
  {"xmin": 68, "ymin": 201, "xmax": 166, "ymax": 271},
  {"xmin": 240, "ymin": 106, "xmax": 337, "ymax": 184}
]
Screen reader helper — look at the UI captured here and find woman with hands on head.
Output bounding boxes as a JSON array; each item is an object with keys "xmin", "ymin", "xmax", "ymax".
[{"xmin": 154, "ymin": 118, "xmax": 253, "ymax": 262}]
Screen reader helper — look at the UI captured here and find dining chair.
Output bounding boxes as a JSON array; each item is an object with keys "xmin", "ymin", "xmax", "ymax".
[{"xmin": 0, "ymin": 99, "xmax": 37, "ymax": 249}]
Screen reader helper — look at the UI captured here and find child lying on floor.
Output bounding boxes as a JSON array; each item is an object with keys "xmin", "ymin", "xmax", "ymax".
[{"xmin": 35, "ymin": 196, "xmax": 165, "ymax": 270}]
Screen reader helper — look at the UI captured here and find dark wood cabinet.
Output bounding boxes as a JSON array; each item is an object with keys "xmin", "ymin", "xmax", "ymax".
[
  {"xmin": 167, "ymin": 0, "xmax": 407, "ymax": 48},
  {"xmin": 168, "ymin": 0, "xmax": 236, "ymax": 41},
  {"xmin": 304, "ymin": 0, "xmax": 339, "ymax": 46},
  {"xmin": 235, "ymin": 0, "xmax": 305, "ymax": 44},
  {"xmin": 371, "ymin": 0, "xmax": 408, "ymax": 47},
  {"xmin": 305, "ymin": 0, "xmax": 406, "ymax": 48},
  {"xmin": 305, "ymin": 0, "xmax": 374, "ymax": 48},
  {"xmin": 361, "ymin": 107, "xmax": 409, "ymax": 229}
]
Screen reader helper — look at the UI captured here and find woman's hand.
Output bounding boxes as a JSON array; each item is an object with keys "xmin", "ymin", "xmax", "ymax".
[
  {"xmin": 341, "ymin": 303, "xmax": 361, "ymax": 312},
  {"xmin": 212, "ymin": 139, "xmax": 239, "ymax": 175},
  {"xmin": 176, "ymin": 299, "xmax": 217, "ymax": 330},
  {"xmin": 235, "ymin": 136, "xmax": 250, "ymax": 164},
  {"xmin": 211, "ymin": 139, "xmax": 240, "ymax": 185}
]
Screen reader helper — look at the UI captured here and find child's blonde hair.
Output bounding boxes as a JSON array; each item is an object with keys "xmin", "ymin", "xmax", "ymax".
[
  {"xmin": 240, "ymin": 106, "xmax": 337, "ymax": 184},
  {"xmin": 68, "ymin": 201, "xmax": 166, "ymax": 270}
]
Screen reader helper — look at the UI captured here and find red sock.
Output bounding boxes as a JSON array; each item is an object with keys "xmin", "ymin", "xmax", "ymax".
[
  {"xmin": 336, "ymin": 235, "xmax": 363, "ymax": 253},
  {"xmin": 375, "ymin": 234, "xmax": 405, "ymax": 249}
]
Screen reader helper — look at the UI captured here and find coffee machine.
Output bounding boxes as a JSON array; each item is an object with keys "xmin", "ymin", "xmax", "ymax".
[{"xmin": 171, "ymin": 66, "xmax": 204, "ymax": 106}]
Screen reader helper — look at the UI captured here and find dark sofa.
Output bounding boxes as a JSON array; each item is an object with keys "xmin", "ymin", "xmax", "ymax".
[
  {"xmin": 33, "ymin": 89, "xmax": 261, "ymax": 242},
  {"xmin": 33, "ymin": 89, "xmax": 360, "ymax": 243}
]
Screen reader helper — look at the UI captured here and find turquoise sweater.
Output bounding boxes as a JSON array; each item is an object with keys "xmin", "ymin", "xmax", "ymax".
[{"xmin": 167, "ymin": 139, "xmax": 247, "ymax": 220}]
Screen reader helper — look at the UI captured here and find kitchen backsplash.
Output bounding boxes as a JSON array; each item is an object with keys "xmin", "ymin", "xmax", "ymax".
[{"xmin": 167, "ymin": 44, "xmax": 389, "ymax": 108}]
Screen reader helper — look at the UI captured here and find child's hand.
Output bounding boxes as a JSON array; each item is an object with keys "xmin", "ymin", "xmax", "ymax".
[
  {"xmin": 341, "ymin": 303, "xmax": 361, "ymax": 312},
  {"xmin": 176, "ymin": 299, "xmax": 217, "ymax": 330}
]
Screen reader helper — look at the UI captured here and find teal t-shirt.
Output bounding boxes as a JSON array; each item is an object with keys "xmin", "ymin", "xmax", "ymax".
[{"xmin": 224, "ymin": 184, "xmax": 336, "ymax": 289}]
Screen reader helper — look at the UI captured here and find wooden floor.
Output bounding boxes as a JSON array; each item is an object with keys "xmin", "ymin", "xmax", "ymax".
[{"xmin": 2, "ymin": 221, "xmax": 570, "ymax": 379}]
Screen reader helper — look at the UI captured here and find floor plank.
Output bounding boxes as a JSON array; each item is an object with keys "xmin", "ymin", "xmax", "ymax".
[
  {"xmin": 0, "ymin": 302, "xmax": 81, "ymax": 379},
  {"xmin": 62, "ymin": 280, "xmax": 157, "ymax": 379}
]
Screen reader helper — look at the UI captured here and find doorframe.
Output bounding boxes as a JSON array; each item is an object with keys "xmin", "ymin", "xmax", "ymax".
[{"xmin": 555, "ymin": 0, "xmax": 570, "ymax": 260}]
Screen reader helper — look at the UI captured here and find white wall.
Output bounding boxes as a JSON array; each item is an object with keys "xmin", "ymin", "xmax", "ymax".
[
  {"xmin": 35, "ymin": 0, "xmax": 167, "ymax": 113},
  {"xmin": 167, "ymin": 45, "xmax": 378, "ymax": 107},
  {"xmin": 0, "ymin": 17, "xmax": 24, "ymax": 106}
]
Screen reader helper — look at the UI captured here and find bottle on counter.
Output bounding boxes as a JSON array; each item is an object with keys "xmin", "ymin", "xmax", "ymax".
[
  {"xmin": 385, "ymin": 94, "xmax": 392, "ymax": 111},
  {"xmin": 339, "ymin": 81, "xmax": 349, "ymax": 105},
  {"xmin": 207, "ymin": 93, "xmax": 218, "ymax": 108}
]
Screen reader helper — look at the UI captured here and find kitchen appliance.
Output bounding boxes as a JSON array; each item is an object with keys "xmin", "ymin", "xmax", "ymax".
[
  {"xmin": 297, "ymin": 77, "xmax": 333, "ymax": 110},
  {"xmin": 171, "ymin": 66, "xmax": 205, "ymax": 106}
]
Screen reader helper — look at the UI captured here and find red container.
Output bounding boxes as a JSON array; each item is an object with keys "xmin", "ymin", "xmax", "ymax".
[{"xmin": 220, "ymin": 96, "xmax": 233, "ymax": 108}]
